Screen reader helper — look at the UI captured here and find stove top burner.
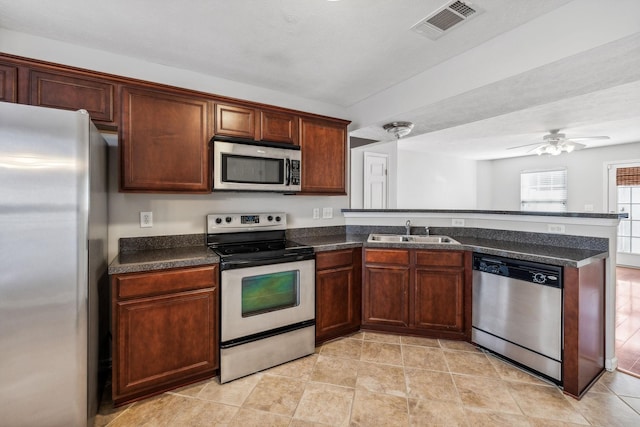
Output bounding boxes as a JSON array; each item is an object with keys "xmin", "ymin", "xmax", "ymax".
[{"xmin": 206, "ymin": 213, "xmax": 314, "ymax": 269}]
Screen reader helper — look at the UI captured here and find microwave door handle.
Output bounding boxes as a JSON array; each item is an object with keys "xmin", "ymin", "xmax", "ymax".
[{"xmin": 285, "ymin": 158, "xmax": 291, "ymax": 186}]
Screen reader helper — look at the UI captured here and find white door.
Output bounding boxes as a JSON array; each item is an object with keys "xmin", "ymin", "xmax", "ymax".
[
  {"xmin": 364, "ymin": 152, "xmax": 388, "ymax": 209},
  {"xmin": 607, "ymin": 161, "xmax": 640, "ymax": 268}
]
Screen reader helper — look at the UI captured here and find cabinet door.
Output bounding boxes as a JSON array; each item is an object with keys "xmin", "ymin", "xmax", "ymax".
[
  {"xmin": 315, "ymin": 249, "xmax": 361, "ymax": 343},
  {"xmin": 121, "ymin": 87, "xmax": 211, "ymax": 192},
  {"xmin": 215, "ymin": 103, "xmax": 257, "ymax": 139},
  {"xmin": 363, "ymin": 266, "xmax": 410, "ymax": 327},
  {"xmin": 0, "ymin": 63, "xmax": 18, "ymax": 102},
  {"xmin": 413, "ymin": 267, "xmax": 465, "ymax": 332},
  {"xmin": 363, "ymin": 250, "xmax": 410, "ymax": 328},
  {"xmin": 29, "ymin": 70, "xmax": 115, "ymax": 123},
  {"xmin": 261, "ymin": 110, "xmax": 298, "ymax": 144},
  {"xmin": 298, "ymin": 117, "xmax": 347, "ymax": 194},
  {"xmin": 113, "ymin": 287, "xmax": 218, "ymax": 405}
]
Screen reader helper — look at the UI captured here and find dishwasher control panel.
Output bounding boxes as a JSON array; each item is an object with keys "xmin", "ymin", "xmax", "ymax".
[{"xmin": 473, "ymin": 254, "xmax": 562, "ymax": 288}]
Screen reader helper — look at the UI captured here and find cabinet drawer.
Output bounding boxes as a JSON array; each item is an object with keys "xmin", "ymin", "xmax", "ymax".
[
  {"xmin": 316, "ymin": 249, "xmax": 354, "ymax": 270},
  {"xmin": 115, "ymin": 265, "xmax": 217, "ymax": 300},
  {"xmin": 365, "ymin": 249, "xmax": 410, "ymax": 265},
  {"xmin": 415, "ymin": 250, "xmax": 464, "ymax": 267}
]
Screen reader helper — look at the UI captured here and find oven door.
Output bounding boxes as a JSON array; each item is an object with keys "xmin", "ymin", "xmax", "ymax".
[{"xmin": 220, "ymin": 258, "xmax": 315, "ymax": 343}]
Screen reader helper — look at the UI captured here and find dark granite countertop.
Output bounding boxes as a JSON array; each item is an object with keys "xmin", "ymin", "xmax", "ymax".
[
  {"xmin": 342, "ymin": 208, "xmax": 626, "ymax": 219},
  {"xmin": 290, "ymin": 234, "xmax": 369, "ymax": 252},
  {"xmin": 291, "ymin": 234, "xmax": 606, "ymax": 267},
  {"xmin": 108, "ymin": 246, "xmax": 219, "ymax": 275},
  {"xmin": 109, "ymin": 225, "xmax": 609, "ymax": 274}
]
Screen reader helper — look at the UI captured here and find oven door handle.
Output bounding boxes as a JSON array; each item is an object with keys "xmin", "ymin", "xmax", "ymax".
[{"xmin": 220, "ymin": 251, "xmax": 314, "ymax": 270}]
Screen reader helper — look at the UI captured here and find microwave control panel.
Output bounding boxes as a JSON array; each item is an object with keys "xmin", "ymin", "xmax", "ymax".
[{"xmin": 290, "ymin": 160, "xmax": 300, "ymax": 185}]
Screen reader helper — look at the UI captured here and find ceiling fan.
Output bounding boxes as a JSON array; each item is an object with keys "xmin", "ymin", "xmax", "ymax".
[{"xmin": 509, "ymin": 129, "xmax": 610, "ymax": 156}]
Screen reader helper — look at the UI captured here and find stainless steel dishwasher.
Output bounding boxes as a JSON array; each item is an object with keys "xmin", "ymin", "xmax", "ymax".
[{"xmin": 472, "ymin": 254, "xmax": 563, "ymax": 383}]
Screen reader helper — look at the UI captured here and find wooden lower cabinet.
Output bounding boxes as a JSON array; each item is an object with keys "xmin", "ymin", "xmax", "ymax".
[
  {"xmin": 363, "ymin": 248, "xmax": 470, "ymax": 339},
  {"xmin": 563, "ymin": 259, "xmax": 605, "ymax": 399},
  {"xmin": 111, "ymin": 265, "xmax": 218, "ymax": 405},
  {"xmin": 315, "ymin": 248, "xmax": 362, "ymax": 344},
  {"xmin": 363, "ymin": 249, "xmax": 411, "ymax": 328}
]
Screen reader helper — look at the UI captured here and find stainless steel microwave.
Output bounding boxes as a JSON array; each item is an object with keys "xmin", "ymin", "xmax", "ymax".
[{"xmin": 212, "ymin": 136, "xmax": 302, "ymax": 192}]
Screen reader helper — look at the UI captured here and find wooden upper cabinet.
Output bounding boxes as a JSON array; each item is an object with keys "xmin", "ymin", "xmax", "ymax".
[
  {"xmin": 0, "ymin": 63, "xmax": 18, "ymax": 102},
  {"xmin": 215, "ymin": 103, "xmax": 257, "ymax": 139},
  {"xmin": 120, "ymin": 86, "xmax": 211, "ymax": 192},
  {"xmin": 29, "ymin": 70, "xmax": 115, "ymax": 124},
  {"xmin": 299, "ymin": 117, "xmax": 348, "ymax": 194},
  {"xmin": 260, "ymin": 110, "xmax": 298, "ymax": 144}
]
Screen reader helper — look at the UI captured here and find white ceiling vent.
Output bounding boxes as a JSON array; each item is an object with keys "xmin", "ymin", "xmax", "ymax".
[{"xmin": 411, "ymin": 1, "xmax": 483, "ymax": 40}]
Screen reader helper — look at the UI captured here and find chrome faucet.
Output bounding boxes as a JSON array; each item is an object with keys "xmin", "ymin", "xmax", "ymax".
[
  {"xmin": 425, "ymin": 226, "xmax": 430, "ymax": 236},
  {"xmin": 405, "ymin": 220, "xmax": 411, "ymax": 236}
]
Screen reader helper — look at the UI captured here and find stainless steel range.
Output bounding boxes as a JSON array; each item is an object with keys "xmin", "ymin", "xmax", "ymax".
[{"xmin": 206, "ymin": 212, "xmax": 315, "ymax": 383}]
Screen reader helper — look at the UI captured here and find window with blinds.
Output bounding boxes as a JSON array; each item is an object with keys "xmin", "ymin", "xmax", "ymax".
[
  {"xmin": 617, "ymin": 167, "xmax": 640, "ymax": 186},
  {"xmin": 520, "ymin": 169, "xmax": 567, "ymax": 212}
]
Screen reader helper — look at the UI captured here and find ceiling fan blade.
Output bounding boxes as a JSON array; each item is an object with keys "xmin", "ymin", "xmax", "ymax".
[
  {"xmin": 569, "ymin": 142, "xmax": 587, "ymax": 150},
  {"xmin": 507, "ymin": 142, "xmax": 543, "ymax": 150},
  {"xmin": 567, "ymin": 136, "xmax": 610, "ymax": 142},
  {"xmin": 527, "ymin": 145, "xmax": 545, "ymax": 153}
]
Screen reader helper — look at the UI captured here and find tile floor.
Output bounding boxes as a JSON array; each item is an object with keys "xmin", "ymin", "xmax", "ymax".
[
  {"xmin": 95, "ymin": 332, "xmax": 640, "ymax": 427},
  {"xmin": 616, "ymin": 267, "xmax": 640, "ymax": 376}
]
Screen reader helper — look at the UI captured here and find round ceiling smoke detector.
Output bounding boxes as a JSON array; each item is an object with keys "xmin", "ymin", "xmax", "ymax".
[{"xmin": 383, "ymin": 121, "xmax": 414, "ymax": 139}]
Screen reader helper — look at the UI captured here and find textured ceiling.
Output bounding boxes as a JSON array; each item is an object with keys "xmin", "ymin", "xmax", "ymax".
[
  {"xmin": 0, "ymin": 0, "xmax": 570, "ymax": 107},
  {"xmin": 1, "ymin": 0, "xmax": 639, "ymax": 159}
]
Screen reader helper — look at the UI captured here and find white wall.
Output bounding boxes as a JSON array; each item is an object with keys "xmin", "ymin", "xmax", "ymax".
[
  {"xmin": 396, "ymin": 150, "xmax": 477, "ymax": 209},
  {"xmin": 0, "ymin": 30, "xmax": 351, "ymax": 261},
  {"xmin": 475, "ymin": 160, "xmax": 494, "ymax": 210},
  {"xmin": 482, "ymin": 141, "xmax": 640, "ymax": 212}
]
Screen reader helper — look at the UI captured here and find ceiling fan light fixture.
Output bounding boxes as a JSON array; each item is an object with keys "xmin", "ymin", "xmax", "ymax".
[
  {"xmin": 383, "ymin": 121, "xmax": 414, "ymax": 139},
  {"xmin": 536, "ymin": 142, "xmax": 575, "ymax": 156}
]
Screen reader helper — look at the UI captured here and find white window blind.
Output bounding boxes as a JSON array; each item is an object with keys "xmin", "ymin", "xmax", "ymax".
[{"xmin": 520, "ymin": 169, "xmax": 567, "ymax": 212}]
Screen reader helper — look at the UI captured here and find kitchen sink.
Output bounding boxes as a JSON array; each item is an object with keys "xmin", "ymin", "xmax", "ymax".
[{"xmin": 367, "ymin": 234, "xmax": 460, "ymax": 244}]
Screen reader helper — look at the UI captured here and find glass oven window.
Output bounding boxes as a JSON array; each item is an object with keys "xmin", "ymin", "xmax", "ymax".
[
  {"xmin": 241, "ymin": 270, "xmax": 299, "ymax": 317},
  {"xmin": 222, "ymin": 154, "xmax": 284, "ymax": 184}
]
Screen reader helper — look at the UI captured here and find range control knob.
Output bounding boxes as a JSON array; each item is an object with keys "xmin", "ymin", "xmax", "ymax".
[
  {"xmin": 533, "ymin": 273, "xmax": 547, "ymax": 284},
  {"xmin": 225, "ymin": 216, "xmax": 232, "ymax": 223},
  {"xmin": 215, "ymin": 217, "xmax": 222, "ymax": 224},
  {"xmin": 275, "ymin": 216, "xmax": 282, "ymax": 222},
  {"xmin": 267, "ymin": 215, "xmax": 274, "ymax": 221}
]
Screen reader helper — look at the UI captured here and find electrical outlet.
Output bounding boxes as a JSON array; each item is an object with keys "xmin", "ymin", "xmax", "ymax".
[
  {"xmin": 547, "ymin": 224, "xmax": 565, "ymax": 234},
  {"xmin": 584, "ymin": 204, "xmax": 594, "ymax": 212},
  {"xmin": 452, "ymin": 218, "xmax": 465, "ymax": 227},
  {"xmin": 322, "ymin": 207, "xmax": 333, "ymax": 219},
  {"xmin": 313, "ymin": 208, "xmax": 320, "ymax": 219},
  {"xmin": 140, "ymin": 211, "xmax": 153, "ymax": 228}
]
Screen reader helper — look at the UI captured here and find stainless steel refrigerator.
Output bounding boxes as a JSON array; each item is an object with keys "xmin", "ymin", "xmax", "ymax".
[{"xmin": 0, "ymin": 102, "xmax": 108, "ymax": 426}]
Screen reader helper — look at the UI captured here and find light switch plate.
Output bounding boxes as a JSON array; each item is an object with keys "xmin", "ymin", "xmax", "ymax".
[
  {"xmin": 140, "ymin": 211, "xmax": 153, "ymax": 228},
  {"xmin": 313, "ymin": 208, "xmax": 320, "ymax": 219},
  {"xmin": 322, "ymin": 207, "xmax": 333, "ymax": 219}
]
